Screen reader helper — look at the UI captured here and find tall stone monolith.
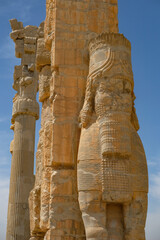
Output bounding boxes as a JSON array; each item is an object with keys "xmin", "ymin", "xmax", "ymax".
[
  {"xmin": 6, "ymin": 19, "xmax": 39, "ymax": 240},
  {"xmin": 28, "ymin": 1, "xmax": 119, "ymax": 239}
]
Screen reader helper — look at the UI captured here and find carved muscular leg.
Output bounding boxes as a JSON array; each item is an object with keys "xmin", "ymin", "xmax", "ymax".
[
  {"xmin": 79, "ymin": 191, "xmax": 108, "ymax": 240},
  {"xmin": 123, "ymin": 192, "xmax": 147, "ymax": 240},
  {"xmin": 106, "ymin": 204, "xmax": 124, "ymax": 240}
]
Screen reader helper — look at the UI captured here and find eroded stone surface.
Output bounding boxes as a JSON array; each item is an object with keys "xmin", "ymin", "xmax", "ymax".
[
  {"xmin": 7, "ymin": 1, "xmax": 148, "ymax": 240},
  {"xmin": 6, "ymin": 20, "xmax": 39, "ymax": 240},
  {"xmin": 78, "ymin": 32, "xmax": 148, "ymax": 240}
]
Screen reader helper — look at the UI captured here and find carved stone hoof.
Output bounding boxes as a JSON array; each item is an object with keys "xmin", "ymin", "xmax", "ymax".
[{"xmin": 86, "ymin": 227, "xmax": 108, "ymax": 240}]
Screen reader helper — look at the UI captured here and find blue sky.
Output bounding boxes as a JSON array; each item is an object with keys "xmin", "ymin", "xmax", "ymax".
[{"xmin": 0, "ymin": 0, "xmax": 160, "ymax": 239}]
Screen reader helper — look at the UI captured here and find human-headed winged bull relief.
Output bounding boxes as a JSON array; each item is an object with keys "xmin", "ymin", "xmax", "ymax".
[{"xmin": 78, "ymin": 33, "xmax": 148, "ymax": 240}]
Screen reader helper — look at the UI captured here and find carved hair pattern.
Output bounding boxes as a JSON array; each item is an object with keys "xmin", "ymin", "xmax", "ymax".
[{"xmin": 88, "ymin": 47, "xmax": 114, "ymax": 81}]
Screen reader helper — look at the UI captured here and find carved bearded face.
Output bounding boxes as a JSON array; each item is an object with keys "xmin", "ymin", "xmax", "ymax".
[
  {"xmin": 92, "ymin": 77, "xmax": 133, "ymax": 157},
  {"xmin": 94, "ymin": 77, "xmax": 133, "ymax": 118}
]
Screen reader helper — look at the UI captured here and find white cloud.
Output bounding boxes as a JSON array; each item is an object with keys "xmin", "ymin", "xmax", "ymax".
[
  {"xmin": 0, "ymin": 178, "xmax": 9, "ymax": 240},
  {"xmin": 145, "ymin": 171, "xmax": 160, "ymax": 239},
  {"xmin": 148, "ymin": 160, "xmax": 157, "ymax": 167},
  {"xmin": 148, "ymin": 155, "xmax": 160, "ymax": 169},
  {"xmin": 0, "ymin": 129, "xmax": 12, "ymax": 239},
  {"xmin": 150, "ymin": 172, "xmax": 160, "ymax": 200},
  {"xmin": 146, "ymin": 209, "xmax": 160, "ymax": 240}
]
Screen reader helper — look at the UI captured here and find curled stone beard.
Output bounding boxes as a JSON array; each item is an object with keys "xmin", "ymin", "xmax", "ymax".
[
  {"xmin": 97, "ymin": 111, "xmax": 131, "ymax": 158},
  {"xmin": 97, "ymin": 111, "xmax": 133, "ymax": 202}
]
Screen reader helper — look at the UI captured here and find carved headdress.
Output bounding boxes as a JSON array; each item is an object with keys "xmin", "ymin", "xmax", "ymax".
[
  {"xmin": 88, "ymin": 32, "xmax": 134, "ymax": 87},
  {"xmin": 80, "ymin": 33, "xmax": 139, "ymax": 131}
]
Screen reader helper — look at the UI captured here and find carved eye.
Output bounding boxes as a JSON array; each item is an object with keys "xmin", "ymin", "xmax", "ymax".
[
  {"xmin": 124, "ymin": 88, "xmax": 131, "ymax": 94},
  {"xmin": 98, "ymin": 88, "xmax": 105, "ymax": 93},
  {"xmin": 98, "ymin": 83, "xmax": 106, "ymax": 93},
  {"xmin": 93, "ymin": 81, "xmax": 99, "ymax": 90},
  {"xmin": 115, "ymin": 81, "xmax": 123, "ymax": 91},
  {"xmin": 123, "ymin": 80, "xmax": 132, "ymax": 94}
]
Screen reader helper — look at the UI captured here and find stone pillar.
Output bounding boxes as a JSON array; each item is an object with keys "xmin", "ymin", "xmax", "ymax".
[
  {"xmin": 37, "ymin": 0, "xmax": 119, "ymax": 239},
  {"xmin": 6, "ymin": 19, "xmax": 39, "ymax": 240},
  {"xmin": 29, "ymin": 22, "xmax": 52, "ymax": 240}
]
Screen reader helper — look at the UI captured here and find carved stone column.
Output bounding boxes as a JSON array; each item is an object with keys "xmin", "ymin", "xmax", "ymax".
[{"xmin": 6, "ymin": 19, "xmax": 39, "ymax": 240}]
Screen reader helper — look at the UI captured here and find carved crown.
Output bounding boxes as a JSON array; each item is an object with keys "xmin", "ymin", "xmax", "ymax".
[
  {"xmin": 89, "ymin": 32, "xmax": 131, "ymax": 54},
  {"xmin": 88, "ymin": 33, "xmax": 134, "ymax": 88}
]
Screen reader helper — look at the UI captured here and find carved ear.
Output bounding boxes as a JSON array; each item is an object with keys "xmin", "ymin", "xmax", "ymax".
[
  {"xmin": 79, "ymin": 79, "xmax": 94, "ymax": 128},
  {"xmin": 79, "ymin": 102, "xmax": 94, "ymax": 128},
  {"xmin": 131, "ymin": 106, "xmax": 140, "ymax": 131},
  {"xmin": 131, "ymin": 92, "xmax": 140, "ymax": 131}
]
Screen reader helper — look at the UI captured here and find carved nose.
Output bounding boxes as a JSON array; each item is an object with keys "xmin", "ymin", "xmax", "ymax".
[{"xmin": 113, "ymin": 99, "xmax": 117, "ymax": 106}]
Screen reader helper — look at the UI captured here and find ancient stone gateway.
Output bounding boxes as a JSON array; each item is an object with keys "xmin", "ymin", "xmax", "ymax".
[{"xmin": 6, "ymin": 1, "xmax": 148, "ymax": 240}]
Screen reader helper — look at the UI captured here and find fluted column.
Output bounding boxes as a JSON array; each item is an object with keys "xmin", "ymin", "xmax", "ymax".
[{"xmin": 6, "ymin": 19, "xmax": 39, "ymax": 240}]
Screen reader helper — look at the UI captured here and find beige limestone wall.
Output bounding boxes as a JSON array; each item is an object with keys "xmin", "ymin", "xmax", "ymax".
[{"xmin": 28, "ymin": 0, "xmax": 119, "ymax": 239}]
